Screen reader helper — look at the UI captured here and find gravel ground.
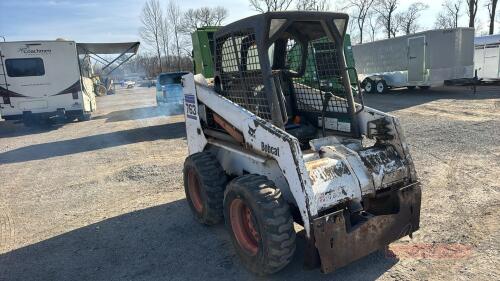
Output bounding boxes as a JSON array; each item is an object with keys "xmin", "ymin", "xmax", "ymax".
[{"xmin": 0, "ymin": 85, "xmax": 498, "ymax": 280}]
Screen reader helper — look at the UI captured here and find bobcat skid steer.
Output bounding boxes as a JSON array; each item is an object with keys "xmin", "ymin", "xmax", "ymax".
[{"xmin": 181, "ymin": 12, "xmax": 421, "ymax": 275}]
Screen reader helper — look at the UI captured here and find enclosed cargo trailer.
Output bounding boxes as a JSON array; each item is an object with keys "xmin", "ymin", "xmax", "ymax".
[{"xmin": 352, "ymin": 28, "xmax": 475, "ymax": 93}]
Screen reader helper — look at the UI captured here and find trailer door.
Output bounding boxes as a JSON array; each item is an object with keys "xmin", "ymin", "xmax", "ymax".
[{"xmin": 408, "ymin": 36, "xmax": 425, "ymax": 83}]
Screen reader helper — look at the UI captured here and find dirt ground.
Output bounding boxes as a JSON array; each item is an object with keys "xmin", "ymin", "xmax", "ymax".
[{"xmin": 0, "ymin": 85, "xmax": 499, "ymax": 280}]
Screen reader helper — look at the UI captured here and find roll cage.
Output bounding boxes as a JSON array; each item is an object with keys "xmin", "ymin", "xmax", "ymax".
[{"xmin": 213, "ymin": 12, "xmax": 363, "ymax": 139}]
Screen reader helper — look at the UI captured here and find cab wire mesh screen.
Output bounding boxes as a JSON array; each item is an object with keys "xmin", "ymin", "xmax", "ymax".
[
  {"xmin": 215, "ymin": 30, "xmax": 272, "ymax": 121},
  {"xmin": 286, "ymin": 38, "xmax": 349, "ymax": 115}
]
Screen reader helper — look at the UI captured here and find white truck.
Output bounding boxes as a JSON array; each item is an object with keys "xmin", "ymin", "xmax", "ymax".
[
  {"xmin": 352, "ymin": 28, "xmax": 475, "ymax": 93},
  {"xmin": 0, "ymin": 40, "xmax": 139, "ymax": 125},
  {"xmin": 474, "ymin": 34, "xmax": 500, "ymax": 82}
]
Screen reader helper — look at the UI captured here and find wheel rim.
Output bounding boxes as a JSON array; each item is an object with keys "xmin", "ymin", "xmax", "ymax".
[
  {"xmin": 377, "ymin": 82, "xmax": 384, "ymax": 93},
  {"xmin": 230, "ymin": 198, "xmax": 259, "ymax": 256},
  {"xmin": 365, "ymin": 82, "xmax": 372, "ymax": 92},
  {"xmin": 187, "ymin": 169, "xmax": 203, "ymax": 214}
]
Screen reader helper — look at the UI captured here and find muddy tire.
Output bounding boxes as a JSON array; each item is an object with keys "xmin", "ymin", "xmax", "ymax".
[
  {"xmin": 183, "ymin": 152, "xmax": 227, "ymax": 225},
  {"xmin": 224, "ymin": 175, "xmax": 296, "ymax": 275}
]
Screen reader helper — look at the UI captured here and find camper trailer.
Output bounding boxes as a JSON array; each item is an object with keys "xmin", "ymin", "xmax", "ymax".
[
  {"xmin": 474, "ymin": 34, "xmax": 500, "ymax": 82},
  {"xmin": 0, "ymin": 40, "xmax": 140, "ymax": 124},
  {"xmin": 0, "ymin": 40, "xmax": 96, "ymax": 124},
  {"xmin": 352, "ymin": 28, "xmax": 475, "ymax": 93}
]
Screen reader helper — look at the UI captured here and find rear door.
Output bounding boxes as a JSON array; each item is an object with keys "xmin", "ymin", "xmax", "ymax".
[{"xmin": 408, "ymin": 36, "xmax": 425, "ymax": 83}]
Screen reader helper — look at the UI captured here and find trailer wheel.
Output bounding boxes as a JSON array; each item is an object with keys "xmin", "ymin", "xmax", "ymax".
[
  {"xmin": 375, "ymin": 80, "xmax": 388, "ymax": 94},
  {"xmin": 224, "ymin": 175, "xmax": 296, "ymax": 275},
  {"xmin": 362, "ymin": 78, "xmax": 375, "ymax": 93},
  {"xmin": 77, "ymin": 113, "xmax": 91, "ymax": 122},
  {"xmin": 184, "ymin": 152, "xmax": 227, "ymax": 225},
  {"xmin": 419, "ymin": 86, "xmax": 430, "ymax": 90}
]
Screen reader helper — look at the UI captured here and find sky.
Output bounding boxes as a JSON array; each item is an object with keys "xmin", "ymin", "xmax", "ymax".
[{"xmin": 0, "ymin": 0, "xmax": 495, "ymax": 45}]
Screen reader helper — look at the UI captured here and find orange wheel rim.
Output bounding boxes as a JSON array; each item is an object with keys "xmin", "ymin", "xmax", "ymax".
[
  {"xmin": 187, "ymin": 169, "xmax": 203, "ymax": 214},
  {"xmin": 230, "ymin": 198, "xmax": 259, "ymax": 256}
]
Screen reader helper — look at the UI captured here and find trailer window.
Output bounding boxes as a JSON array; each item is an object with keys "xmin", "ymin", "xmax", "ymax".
[{"xmin": 5, "ymin": 58, "xmax": 45, "ymax": 77}]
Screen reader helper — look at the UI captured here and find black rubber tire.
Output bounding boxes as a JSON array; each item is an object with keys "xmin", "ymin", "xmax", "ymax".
[
  {"xmin": 407, "ymin": 86, "xmax": 416, "ymax": 90},
  {"xmin": 362, "ymin": 78, "xmax": 375, "ymax": 94},
  {"xmin": 375, "ymin": 80, "xmax": 388, "ymax": 94},
  {"xmin": 77, "ymin": 113, "xmax": 91, "ymax": 122},
  {"xmin": 419, "ymin": 86, "xmax": 431, "ymax": 90},
  {"xmin": 183, "ymin": 152, "xmax": 227, "ymax": 225},
  {"xmin": 224, "ymin": 175, "xmax": 296, "ymax": 275}
]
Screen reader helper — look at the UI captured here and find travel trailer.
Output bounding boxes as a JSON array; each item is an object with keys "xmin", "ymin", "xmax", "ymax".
[
  {"xmin": 0, "ymin": 40, "xmax": 139, "ymax": 124},
  {"xmin": 474, "ymin": 34, "xmax": 500, "ymax": 81},
  {"xmin": 352, "ymin": 28, "xmax": 475, "ymax": 93}
]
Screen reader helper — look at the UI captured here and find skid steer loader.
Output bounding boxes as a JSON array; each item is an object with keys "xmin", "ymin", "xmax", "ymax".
[{"xmin": 182, "ymin": 12, "xmax": 421, "ymax": 275}]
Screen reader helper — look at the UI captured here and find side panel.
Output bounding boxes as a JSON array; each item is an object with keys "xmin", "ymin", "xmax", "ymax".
[
  {"xmin": 0, "ymin": 41, "xmax": 83, "ymax": 117},
  {"xmin": 482, "ymin": 46, "xmax": 500, "ymax": 78},
  {"xmin": 182, "ymin": 73, "xmax": 316, "ymax": 236},
  {"xmin": 407, "ymin": 36, "xmax": 425, "ymax": 82}
]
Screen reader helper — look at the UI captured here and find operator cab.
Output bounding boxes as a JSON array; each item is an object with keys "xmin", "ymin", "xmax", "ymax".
[{"xmin": 212, "ymin": 12, "xmax": 363, "ymax": 148}]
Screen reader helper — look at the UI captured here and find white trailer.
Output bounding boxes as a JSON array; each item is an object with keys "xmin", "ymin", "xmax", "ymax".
[
  {"xmin": 352, "ymin": 28, "xmax": 475, "ymax": 93},
  {"xmin": 0, "ymin": 40, "xmax": 139, "ymax": 124},
  {"xmin": 474, "ymin": 34, "xmax": 500, "ymax": 81},
  {"xmin": 0, "ymin": 40, "xmax": 96, "ymax": 123}
]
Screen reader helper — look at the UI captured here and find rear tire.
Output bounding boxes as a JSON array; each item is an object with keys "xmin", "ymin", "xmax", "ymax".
[
  {"xmin": 183, "ymin": 152, "xmax": 227, "ymax": 225},
  {"xmin": 419, "ymin": 86, "xmax": 431, "ymax": 90},
  {"xmin": 375, "ymin": 80, "xmax": 388, "ymax": 94},
  {"xmin": 406, "ymin": 86, "xmax": 416, "ymax": 90},
  {"xmin": 224, "ymin": 175, "xmax": 296, "ymax": 275}
]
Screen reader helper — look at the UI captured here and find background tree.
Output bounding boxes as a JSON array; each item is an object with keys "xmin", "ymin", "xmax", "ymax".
[
  {"xmin": 435, "ymin": 0, "xmax": 462, "ymax": 28},
  {"xmin": 140, "ymin": 0, "xmax": 164, "ymax": 71},
  {"xmin": 374, "ymin": 0, "xmax": 399, "ymax": 38},
  {"xmin": 366, "ymin": 11, "xmax": 380, "ymax": 41},
  {"xmin": 486, "ymin": 0, "xmax": 498, "ymax": 34},
  {"xmin": 348, "ymin": 0, "xmax": 375, "ymax": 44},
  {"xmin": 167, "ymin": 0, "xmax": 182, "ymax": 71},
  {"xmin": 398, "ymin": 2, "xmax": 429, "ymax": 35},
  {"xmin": 249, "ymin": 0, "xmax": 294, "ymax": 13},
  {"xmin": 295, "ymin": 0, "xmax": 330, "ymax": 11},
  {"xmin": 181, "ymin": 6, "xmax": 228, "ymax": 34},
  {"xmin": 467, "ymin": 0, "xmax": 480, "ymax": 28},
  {"xmin": 159, "ymin": 17, "xmax": 170, "ymax": 71}
]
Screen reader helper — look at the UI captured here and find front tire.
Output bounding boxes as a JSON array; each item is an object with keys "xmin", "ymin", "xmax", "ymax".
[
  {"xmin": 363, "ymin": 78, "xmax": 375, "ymax": 94},
  {"xmin": 224, "ymin": 175, "xmax": 296, "ymax": 275},
  {"xmin": 183, "ymin": 152, "xmax": 227, "ymax": 225},
  {"xmin": 77, "ymin": 112, "xmax": 91, "ymax": 122}
]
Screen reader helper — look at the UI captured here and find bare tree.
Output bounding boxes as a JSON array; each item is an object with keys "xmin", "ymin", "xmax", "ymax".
[
  {"xmin": 296, "ymin": 0, "xmax": 330, "ymax": 11},
  {"xmin": 398, "ymin": 2, "xmax": 428, "ymax": 35},
  {"xmin": 167, "ymin": 0, "xmax": 182, "ymax": 71},
  {"xmin": 367, "ymin": 11, "xmax": 380, "ymax": 41},
  {"xmin": 140, "ymin": 0, "xmax": 164, "ymax": 71},
  {"xmin": 348, "ymin": 0, "xmax": 375, "ymax": 44},
  {"xmin": 249, "ymin": 0, "xmax": 294, "ymax": 13},
  {"xmin": 435, "ymin": 0, "xmax": 462, "ymax": 29},
  {"xmin": 181, "ymin": 6, "xmax": 228, "ymax": 34},
  {"xmin": 467, "ymin": 0, "xmax": 480, "ymax": 28},
  {"xmin": 486, "ymin": 0, "xmax": 498, "ymax": 34},
  {"xmin": 374, "ymin": 0, "xmax": 399, "ymax": 38},
  {"xmin": 160, "ymin": 17, "xmax": 171, "ymax": 71}
]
